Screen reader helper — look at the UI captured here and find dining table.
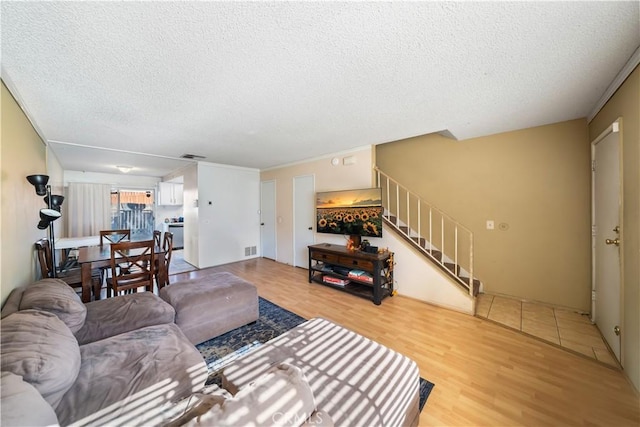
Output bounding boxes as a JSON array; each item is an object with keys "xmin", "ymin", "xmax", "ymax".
[{"xmin": 77, "ymin": 241, "xmax": 166, "ymax": 303}]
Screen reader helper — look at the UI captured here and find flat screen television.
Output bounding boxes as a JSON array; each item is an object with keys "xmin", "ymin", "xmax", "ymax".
[{"xmin": 316, "ymin": 188, "xmax": 383, "ymax": 239}]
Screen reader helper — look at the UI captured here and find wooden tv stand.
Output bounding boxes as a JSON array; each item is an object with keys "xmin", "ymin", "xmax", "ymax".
[{"xmin": 308, "ymin": 243, "xmax": 394, "ymax": 305}]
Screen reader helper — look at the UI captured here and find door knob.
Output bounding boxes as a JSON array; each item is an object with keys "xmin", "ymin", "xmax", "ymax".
[
  {"xmin": 308, "ymin": 227, "xmax": 313, "ymax": 230},
  {"xmin": 613, "ymin": 226, "xmax": 620, "ymax": 233},
  {"xmin": 261, "ymin": 223, "xmax": 264, "ymax": 226},
  {"xmin": 614, "ymin": 325, "xmax": 620, "ymax": 336},
  {"xmin": 605, "ymin": 238, "xmax": 620, "ymax": 246}
]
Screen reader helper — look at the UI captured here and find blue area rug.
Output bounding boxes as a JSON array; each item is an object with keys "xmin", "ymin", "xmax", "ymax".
[{"xmin": 196, "ymin": 297, "xmax": 434, "ymax": 411}]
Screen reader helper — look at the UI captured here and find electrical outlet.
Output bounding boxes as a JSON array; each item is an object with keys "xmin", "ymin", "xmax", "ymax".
[{"xmin": 486, "ymin": 220, "xmax": 495, "ymax": 230}]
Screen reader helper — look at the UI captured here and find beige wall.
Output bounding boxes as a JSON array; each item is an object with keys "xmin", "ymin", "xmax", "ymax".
[
  {"xmin": 589, "ymin": 65, "xmax": 639, "ymax": 392},
  {"xmin": 1, "ymin": 81, "xmax": 47, "ymax": 304},
  {"xmin": 260, "ymin": 147, "xmax": 374, "ymax": 266},
  {"xmin": 376, "ymin": 119, "xmax": 592, "ymax": 311}
]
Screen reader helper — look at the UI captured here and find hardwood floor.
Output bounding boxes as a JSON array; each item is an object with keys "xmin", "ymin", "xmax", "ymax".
[{"xmin": 172, "ymin": 258, "xmax": 640, "ymax": 426}]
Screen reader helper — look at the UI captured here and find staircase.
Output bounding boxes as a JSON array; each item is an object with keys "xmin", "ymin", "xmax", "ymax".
[{"xmin": 375, "ymin": 167, "xmax": 481, "ymax": 298}]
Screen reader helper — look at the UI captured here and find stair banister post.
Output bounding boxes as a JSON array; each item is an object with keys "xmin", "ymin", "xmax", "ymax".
[
  {"xmin": 396, "ymin": 185, "xmax": 399, "ymax": 225},
  {"xmin": 441, "ymin": 216, "xmax": 445, "ymax": 261},
  {"xmin": 469, "ymin": 233, "xmax": 474, "ymax": 296},
  {"xmin": 386, "ymin": 177, "xmax": 390, "ymax": 218},
  {"xmin": 417, "ymin": 201, "xmax": 421, "ymax": 245},
  {"xmin": 429, "ymin": 208, "xmax": 432, "ymax": 255},
  {"xmin": 454, "ymin": 225, "xmax": 458, "ymax": 274},
  {"xmin": 406, "ymin": 191, "xmax": 410, "ymax": 236}
]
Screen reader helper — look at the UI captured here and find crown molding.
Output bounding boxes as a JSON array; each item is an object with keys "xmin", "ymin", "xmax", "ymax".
[{"xmin": 588, "ymin": 46, "xmax": 640, "ymax": 122}]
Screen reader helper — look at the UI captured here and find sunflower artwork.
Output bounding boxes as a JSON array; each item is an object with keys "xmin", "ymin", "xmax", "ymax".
[{"xmin": 316, "ymin": 188, "xmax": 383, "ymax": 237}]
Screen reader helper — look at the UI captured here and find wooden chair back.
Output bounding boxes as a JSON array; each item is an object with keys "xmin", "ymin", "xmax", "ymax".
[
  {"xmin": 153, "ymin": 230, "xmax": 162, "ymax": 249},
  {"xmin": 162, "ymin": 231, "xmax": 174, "ymax": 267},
  {"xmin": 100, "ymin": 229, "xmax": 131, "ymax": 246},
  {"xmin": 154, "ymin": 232, "xmax": 174, "ymax": 290},
  {"xmin": 109, "ymin": 239, "xmax": 155, "ymax": 295},
  {"xmin": 35, "ymin": 238, "xmax": 53, "ymax": 278},
  {"xmin": 35, "ymin": 238, "xmax": 101, "ymax": 298}
]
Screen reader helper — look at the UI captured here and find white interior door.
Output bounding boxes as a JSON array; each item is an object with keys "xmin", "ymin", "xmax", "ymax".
[
  {"xmin": 592, "ymin": 121, "xmax": 622, "ymax": 363},
  {"xmin": 260, "ymin": 180, "xmax": 276, "ymax": 260},
  {"xmin": 293, "ymin": 175, "xmax": 315, "ymax": 268}
]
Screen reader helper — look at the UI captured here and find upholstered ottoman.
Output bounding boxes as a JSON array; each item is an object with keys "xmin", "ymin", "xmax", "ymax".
[{"xmin": 159, "ymin": 272, "xmax": 259, "ymax": 345}]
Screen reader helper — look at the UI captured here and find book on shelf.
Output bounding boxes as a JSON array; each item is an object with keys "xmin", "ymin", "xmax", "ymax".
[
  {"xmin": 347, "ymin": 269, "xmax": 373, "ymax": 283},
  {"xmin": 322, "ymin": 276, "xmax": 350, "ymax": 286}
]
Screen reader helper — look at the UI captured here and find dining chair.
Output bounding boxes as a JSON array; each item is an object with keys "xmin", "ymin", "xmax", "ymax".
[
  {"xmin": 98, "ymin": 229, "xmax": 131, "ymax": 291},
  {"xmin": 153, "ymin": 230, "xmax": 162, "ymax": 249},
  {"xmin": 107, "ymin": 240, "xmax": 155, "ymax": 298},
  {"xmin": 155, "ymin": 231, "xmax": 173, "ymax": 290},
  {"xmin": 35, "ymin": 238, "xmax": 102, "ymax": 299}
]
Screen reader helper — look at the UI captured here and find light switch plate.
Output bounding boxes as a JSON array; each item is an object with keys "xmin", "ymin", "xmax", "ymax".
[{"xmin": 486, "ymin": 220, "xmax": 494, "ymax": 230}]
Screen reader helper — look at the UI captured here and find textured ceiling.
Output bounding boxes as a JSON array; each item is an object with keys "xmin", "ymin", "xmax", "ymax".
[{"xmin": 2, "ymin": 1, "xmax": 639, "ymax": 175}]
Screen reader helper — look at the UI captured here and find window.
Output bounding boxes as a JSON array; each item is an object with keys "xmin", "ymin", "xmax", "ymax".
[{"xmin": 110, "ymin": 189, "xmax": 155, "ymax": 237}]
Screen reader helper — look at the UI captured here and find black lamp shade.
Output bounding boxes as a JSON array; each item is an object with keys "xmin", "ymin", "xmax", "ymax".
[
  {"xmin": 27, "ymin": 175, "xmax": 50, "ymax": 196},
  {"xmin": 37, "ymin": 208, "xmax": 61, "ymax": 229},
  {"xmin": 44, "ymin": 195, "xmax": 65, "ymax": 211}
]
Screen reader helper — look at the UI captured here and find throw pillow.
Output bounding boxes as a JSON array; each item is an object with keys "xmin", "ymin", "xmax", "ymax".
[
  {"xmin": 0, "ymin": 371, "xmax": 59, "ymax": 426},
  {"xmin": 19, "ymin": 278, "xmax": 87, "ymax": 333},
  {"xmin": 176, "ymin": 363, "xmax": 316, "ymax": 427},
  {"xmin": 0, "ymin": 310, "xmax": 82, "ymax": 409}
]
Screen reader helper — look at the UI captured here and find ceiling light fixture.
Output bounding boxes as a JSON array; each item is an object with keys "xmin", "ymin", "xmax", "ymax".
[{"xmin": 117, "ymin": 166, "xmax": 133, "ymax": 173}]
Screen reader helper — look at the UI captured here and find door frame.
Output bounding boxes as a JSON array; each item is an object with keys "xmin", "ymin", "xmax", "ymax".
[
  {"xmin": 590, "ymin": 117, "xmax": 624, "ymax": 363},
  {"xmin": 260, "ymin": 179, "xmax": 277, "ymax": 261},
  {"xmin": 293, "ymin": 174, "xmax": 315, "ymax": 268}
]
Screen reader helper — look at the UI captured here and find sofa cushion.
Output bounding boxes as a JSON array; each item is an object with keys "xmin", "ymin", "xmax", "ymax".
[
  {"xmin": 19, "ymin": 278, "xmax": 87, "ymax": 333},
  {"xmin": 55, "ymin": 323, "xmax": 207, "ymax": 426},
  {"xmin": 74, "ymin": 292, "xmax": 175, "ymax": 345},
  {"xmin": 0, "ymin": 310, "xmax": 81, "ymax": 410},
  {"xmin": 174, "ymin": 363, "xmax": 316, "ymax": 427},
  {"xmin": 0, "ymin": 371, "xmax": 59, "ymax": 427},
  {"xmin": 0, "ymin": 285, "xmax": 28, "ymax": 319}
]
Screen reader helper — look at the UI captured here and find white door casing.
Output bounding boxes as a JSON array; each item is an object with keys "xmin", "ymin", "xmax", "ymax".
[
  {"xmin": 260, "ymin": 180, "xmax": 277, "ymax": 260},
  {"xmin": 293, "ymin": 175, "xmax": 315, "ymax": 268},
  {"xmin": 591, "ymin": 119, "xmax": 622, "ymax": 363}
]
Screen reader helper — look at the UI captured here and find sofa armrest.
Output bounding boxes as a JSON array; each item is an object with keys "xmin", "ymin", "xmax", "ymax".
[{"xmin": 74, "ymin": 293, "xmax": 175, "ymax": 345}]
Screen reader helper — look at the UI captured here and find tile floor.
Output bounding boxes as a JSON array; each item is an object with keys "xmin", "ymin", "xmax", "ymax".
[{"xmin": 476, "ymin": 293, "xmax": 618, "ymax": 367}]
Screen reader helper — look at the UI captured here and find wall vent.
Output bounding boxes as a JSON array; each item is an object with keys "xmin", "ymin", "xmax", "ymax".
[
  {"xmin": 180, "ymin": 153, "xmax": 206, "ymax": 160},
  {"xmin": 244, "ymin": 247, "xmax": 251, "ymax": 256},
  {"xmin": 251, "ymin": 246, "xmax": 257, "ymax": 255}
]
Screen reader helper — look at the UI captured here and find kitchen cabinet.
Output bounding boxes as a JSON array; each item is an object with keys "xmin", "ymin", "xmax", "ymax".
[{"xmin": 158, "ymin": 182, "xmax": 183, "ymax": 206}]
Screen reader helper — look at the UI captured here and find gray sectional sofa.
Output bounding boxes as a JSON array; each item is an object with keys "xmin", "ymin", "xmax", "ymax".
[
  {"xmin": 0, "ymin": 279, "xmax": 208, "ymax": 426},
  {"xmin": 1, "ymin": 277, "xmax": 420, "ymax": 427}
]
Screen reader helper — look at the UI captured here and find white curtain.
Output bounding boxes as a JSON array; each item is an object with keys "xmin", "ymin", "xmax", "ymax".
[{"xmin": 67, "ymin": 183, "xmax": 111, "ymax": 237}]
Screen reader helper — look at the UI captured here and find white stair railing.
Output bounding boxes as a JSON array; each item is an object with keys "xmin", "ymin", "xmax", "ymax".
[{"xmin": 375, "ymin": 167, "xmax": 476, "ymax": 296}]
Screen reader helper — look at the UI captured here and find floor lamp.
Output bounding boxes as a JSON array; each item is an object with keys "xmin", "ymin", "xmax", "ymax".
[{"xmin": 27, "ymin": 175, "xmax": 64, "ymax": 278}]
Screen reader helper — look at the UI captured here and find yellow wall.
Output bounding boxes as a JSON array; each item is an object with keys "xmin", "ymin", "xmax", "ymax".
[
  {"xmin": 376, "ymin": 119, "xmax": 591, "ymax": 310},
  {"xmin": 1, "ymin": 81, "xmax": 47, "ymax": 304},
  {"xmin": 589, "ymin": 65, "xmax": 639, "ymax": 392}
]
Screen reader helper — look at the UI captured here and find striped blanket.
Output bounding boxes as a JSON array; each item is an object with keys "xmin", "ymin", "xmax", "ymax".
[{"xmin": 222, "ymin": 317, "xmax": 420, "ymax": 427}]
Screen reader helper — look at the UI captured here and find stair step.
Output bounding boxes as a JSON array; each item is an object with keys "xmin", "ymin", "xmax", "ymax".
[
  {"xmin": 383, "ymin": 213, "xmax": 480, "ymax": 297},
  {"xmin": 444, "ymin": 262, "xmax": 461, "ymax": 275},
  {"xmin": 459, "ymin": 277, "xmax": 481, "ymax": 297}
]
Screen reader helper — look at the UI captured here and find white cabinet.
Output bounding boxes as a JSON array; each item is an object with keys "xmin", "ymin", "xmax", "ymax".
[{"xmin": 158, "ymin": 182, "xmax": 183, "ymax": 206}]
